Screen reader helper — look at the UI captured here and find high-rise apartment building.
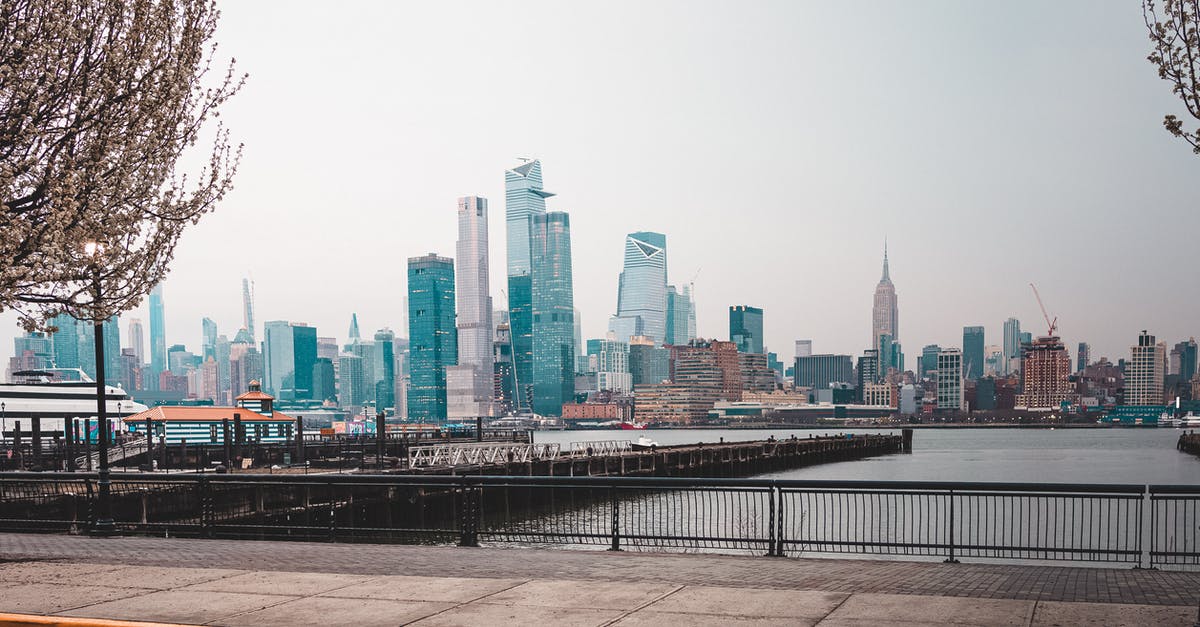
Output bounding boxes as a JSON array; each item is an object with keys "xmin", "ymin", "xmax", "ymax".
[
  {"xmin": 936, "ymin": 348, "xmax": 963, "ymax": 411},
  {"xmin": 588, "ymin": 335, "xmax": 632, "ymax": 393},
  {"xmin": 337, "ymin": 353, "xmax": 366, "ymax": 407},
  {"xmin": 920, "ymin": 344, "xmax": 941, "ymax": 378},
  {"xmin": 408, "ymin": 254, "xmax": 457, "ymax": 421},
  {"xmin": 795, "ymin": 340, "xmax": 813, "ymax": 359},
  {"xmin": 871, "ymin": 243, "xmax": 899, "ymax": 350},
  {"xmin": 609, "ymin": 232, "xmax": 667, "ymax": 344},
  {"xmin": 729, "ymin": 306, "xmax": 764, "ymax": 355},
  {"xmin": 263, "ymin": 321, "xmax": 318, "ymax": 400},
  {"xmin": 962, "ymin": 326, "xmax": 985, "ymax": 381},
  {"xmin": 1125, "ymin": 330, "xmax": 1165, "ymax": 406},
  {"xmin": 149, "ymin": 284, "xmax": 166, "ymax": 388},
  {"xmin": 448, "ymin": 196, "xmax": 495, "ymax": 419},
  {"xmin": 530, "ymin": 211, "xmax": 575, "ymax": 416},
  {"xmin": 201, "ymin": 318, "xmax": 217, "ymax": 361},
  {"xmin": 1171, "ymin": 339, "xmax": 1197, "ymax": 382},
  {"xmin": 1002, "ymin": 318, "xmax": 1021, "ymax": 375},
  {"xmin": 857, "ymin": 350, "xmax": 879, "ymax": 401},
  {"xmin": 629, "ymin": 335, "xmax": 670, "ymax": 386},
  {"xmin": 1015, "ymin": 337, "xmax": 1072, "ymax": 410}
]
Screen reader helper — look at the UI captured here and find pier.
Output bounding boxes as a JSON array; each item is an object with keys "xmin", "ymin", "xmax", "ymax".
[{"xmin": 1179, "ymin": 431, "xmax": 1200, "ymax": 457}]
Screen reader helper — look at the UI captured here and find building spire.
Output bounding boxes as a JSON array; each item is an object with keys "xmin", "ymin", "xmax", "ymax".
[
  {"xmin": 348, "ymin": 313, "xmax": 360, "ymax": 341},
  {"xmin": 881, "ymin": 237, "xmax": 890, "ymax": 282}
]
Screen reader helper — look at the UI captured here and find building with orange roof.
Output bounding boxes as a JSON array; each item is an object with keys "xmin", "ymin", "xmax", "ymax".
[{"xmin": 126, "ymin": 381, "xmax": 295, "ymax": 444}]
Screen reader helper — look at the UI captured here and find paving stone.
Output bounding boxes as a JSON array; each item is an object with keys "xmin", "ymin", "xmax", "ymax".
[
  {"xmin": 0, "ymin": 561, "xmax": 125, "ymax": 584},
  {"xmin": 181, "ymin": 570, "xmax": 374, "ymax": 596},
  {"xmin": 217, "ymin": 596, "xmax": 455, "ymax": 627},
  {"xmin": 1031, "ymin": 600, "xmax": 1196, "ymax": 626},
  {"xmin": 318, "ymin": 575, "xmax": 525, "ymax": 603},
  {"xmin": 9, "ymin": 564, "xmax": 245, "ymax": 590},
  {"xmin": 0, "ymin": 582, "xmax": 153, "ymax": 614},
  {"xmin": 646, "ymin": 586, "xmax": 847, "ymax": 619},
  {"xmin": 615, "ymin": 610, "xmax": 814, "ymax": 626},
  {"xmin": 481, "ymin": 579, "xmax": 679, "ymax": 610},
  {"xmin": 823, "ymin": 593, "xmax": 1034, "ymax": 626},
  {"xmin": 55, "ymin": 589, "xmax": 297, "ymax": 624},
  {"xmin": 407, "ymin": 602, "xmax": 623, "ymax": 627}
]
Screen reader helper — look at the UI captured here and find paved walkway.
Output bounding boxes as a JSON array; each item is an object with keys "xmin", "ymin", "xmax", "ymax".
[{"xmin": 1, "ymin": 534, "xmax": 1198, "ymax": 625}]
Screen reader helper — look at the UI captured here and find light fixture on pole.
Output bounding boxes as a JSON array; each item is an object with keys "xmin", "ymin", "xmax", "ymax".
[{"xmin": 85, "ymin": 240, "xmax": 115, "ymax": 536}]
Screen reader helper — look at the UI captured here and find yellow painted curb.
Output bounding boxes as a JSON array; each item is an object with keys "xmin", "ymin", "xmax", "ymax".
[{"xmin": 0, "ymin": 614, "xmax": 197, "ymax": 627}]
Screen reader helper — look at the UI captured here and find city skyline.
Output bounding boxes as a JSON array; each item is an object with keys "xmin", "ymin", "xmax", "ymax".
[{"xmin": 0, "ymin": 1, "xmax": 1197, "ymax": 370}]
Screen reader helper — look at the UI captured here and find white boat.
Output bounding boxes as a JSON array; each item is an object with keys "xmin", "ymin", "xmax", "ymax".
[
  {"xmin": 1181, "ymin": 414, "xmax": 1200, "ymax": 428},
  {"xmin": 0, "ymin": 369, "xmax": 147, "ymax": 436}
]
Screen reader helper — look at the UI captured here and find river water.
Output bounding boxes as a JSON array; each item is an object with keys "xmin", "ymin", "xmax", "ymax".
[{"xmin": 534, "ymin": 427, "xmax": 1200, "ymax": 485}]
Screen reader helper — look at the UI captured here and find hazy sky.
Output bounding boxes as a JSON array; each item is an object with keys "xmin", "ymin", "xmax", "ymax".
[{"xmin": 4, "ymin": 0, "xmax": 1198, "ymax": 368}]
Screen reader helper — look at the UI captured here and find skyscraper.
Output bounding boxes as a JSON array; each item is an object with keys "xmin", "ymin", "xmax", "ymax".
[
  {"xmin": 1126, "ymin": 330, "xmax": 1165, "ymax": 406},
  {"xmin": 962, "ymin": 326, "xmax": 985, "ymax": 381},
  {"xmin": 1016, "ymin": 337, "xmax": 1072, "ymax": 410},
  {"xmin": 729, "ymin": 306, "xmax": 764, "ymax": 355},
  {"xmin": 374, "ymin": 328, "xmax": 396, "ymax": 410},
  {"xmin": 448, "ymin": 196, "xmax": 495, "ymax": 419},
  {"xmin": 871, "ymin": 242, "xmax": 899, "ymax": 350},
  {"xmin": 530, "ymin": 211, "xmax": 575, "ymax": 415},
  {"xmin": 1172, "ymin": 339, "xmax": 1197, "ymax": 382},
  {"xmin": 201, "ymin": 317, "xmax": 217, "ymax": 361},
  {"xmin": 408, "ymin": 254, "xmax": 457, "ymax": 421},
  {"xmin": 609, "ymin": 232, "xmax": 667, "ymax": 344},
  {"xmin": 920, "ymin": 344, "xmax": 941, "ymax": 378},
  {"xmin": 348, "ymin": 313, "xmax": 361, "ymax": 344},
  {"xmin": 148, "ymin": 284, "xmax": 166, "ymax": 388},
  {"xmin": 263, "ymin": 321, "xmax": 318, "ymax": 400},
  {"xmin": 49, "ymin": 313, "xmax": 81, "ymax": 371},
  {"xmin": 937, "ymin": 348, "xmax": 963, "ymax": 411},
  {"xmin": 665, "ymin": 284, "xmax": 696, "ymax": 346},
  {"xmin": 241, "ymin": 278, "xmax": 255, "ymax": 343},
  {"xmin": 1002, "ymin": 318, "xmax": 1021, "ymax": 375},
  {"xmin": 127, "ymin": 318, "xmax": 145, "ymax": 366},
  {"xmin": 588, "ymin": 335, "xmax": 632, "ymax": 393},
  {"xmin": 1077, "ymin": 342, "xmax": 1091, "ymax": 374},
  {"xmin": 505, "ymin": 159, "xmax": 551, "ymax": 410}
]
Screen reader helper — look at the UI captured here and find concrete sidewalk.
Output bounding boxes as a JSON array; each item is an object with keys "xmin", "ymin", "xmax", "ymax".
[{"xmin": 1, "ymin": 534, "xmax": 1198, "ymax": 626}]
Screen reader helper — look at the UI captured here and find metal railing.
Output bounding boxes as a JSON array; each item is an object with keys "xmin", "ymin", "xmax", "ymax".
[
  {"xmin": 0, "ymin": 473, "xmax": 1194, "ymax": 569},
  {"xmin": 567, "ymin": 440, "xmax": 633, "ymax": 456},
  {"xmin": 408, "ymin": 442, "xmax": 562, "ymax": 468}
]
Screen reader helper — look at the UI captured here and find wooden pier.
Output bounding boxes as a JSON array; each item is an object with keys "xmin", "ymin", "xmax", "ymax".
[{"xmin": 1178, "ymin": 431, "xmax": 1200, "ymax": 457}]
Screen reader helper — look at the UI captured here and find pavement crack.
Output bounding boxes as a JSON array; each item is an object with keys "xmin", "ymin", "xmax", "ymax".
[
  {"xmin": 600, "ymin": 584, "xmax": 685, "ymax": 627},
  {"xmin": 814, "ymin": 591, "xmax": 854, "ymax": 624}
]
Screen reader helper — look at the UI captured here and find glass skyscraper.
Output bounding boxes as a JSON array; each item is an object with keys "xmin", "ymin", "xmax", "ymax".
[
  {"xmin": 1002, "ymin": 317, "xmax": 1021, "ymax": 375},
  {"xmin": 149, "ymin": 284, "xmax": 166, "ymax": 389},
  {"xmin": 49, "ymin": 313, "xmax": 81, "ymax": 371},
  {"xmin": 505, "ymin": 160, "xmax": 575, "ymax": 415},
  {"xmin": 531, "ymin": 211, "xmax": 575, "ymax": 415},
  {"xmin": 505, "ymin": 160, "xmax": 552, "ymax": 410},
  {"xmin": 729, "ymin": 305, "xmax": 764, "ymax": 354},
  {"xmin": 963, "ymin": 325, "xmax": 985, "ymax": 381},
  {"xmin": 665, "ymin": 284, "xmax": 696, "ymax": 346},
  {"xmin": 263, "ymin": 321, "xmax": 317, "ymax": 400},
  {"xmin": 448, "ymin": 196, "xmax": 495, "ymax": 418},
  {"xmin": 609, "ymin": 232, "xmax": 667, "ymax": 344},
  {"xmin": 408, "ymin": 254, "xmax": 457, "ymax": 421}
]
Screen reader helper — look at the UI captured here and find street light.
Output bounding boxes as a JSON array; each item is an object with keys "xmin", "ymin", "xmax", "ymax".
[{"xmin": 85, "ymin": 241, "xmax": 115, "ymax": 536}]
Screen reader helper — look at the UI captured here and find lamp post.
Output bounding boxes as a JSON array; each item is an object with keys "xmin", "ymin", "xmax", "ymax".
[
  {"xmin": 86, "ymin": 241, "xmax": 115, "ymax": 536},
  {"xmin": 2, "ymin": 401, "xmax": 6, "ymax": 444}
]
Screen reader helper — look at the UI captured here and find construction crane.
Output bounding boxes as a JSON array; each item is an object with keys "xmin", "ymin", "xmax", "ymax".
[{"xmin": 1029, "ymin": 283, "xmax": 1057, "ymax": 337}]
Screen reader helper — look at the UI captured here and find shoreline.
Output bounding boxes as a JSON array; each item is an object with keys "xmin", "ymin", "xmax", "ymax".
[{"xmin": 562, "ymin": 423, "xmax": 1127, "ymax": 431}]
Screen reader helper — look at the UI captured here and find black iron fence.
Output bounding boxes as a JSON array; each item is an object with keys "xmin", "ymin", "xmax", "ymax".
[{"xmin": 0, "ymin": 473, "xmax": 1194, "ymax": 568}]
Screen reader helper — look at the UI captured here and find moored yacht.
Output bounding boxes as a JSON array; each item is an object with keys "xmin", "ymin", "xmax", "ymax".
[{"xmin": 0, "ymin": 369, "xmax": 147, "ymax": 436}]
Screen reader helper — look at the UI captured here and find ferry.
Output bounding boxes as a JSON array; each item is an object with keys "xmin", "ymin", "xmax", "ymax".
[{"xmin": 0, "ymin": 369, "xmax": 147, "ymax": 436}]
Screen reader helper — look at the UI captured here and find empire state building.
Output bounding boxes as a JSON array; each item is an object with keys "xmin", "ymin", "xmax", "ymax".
[{"xmin": 872, "ymin": 244, "xmax": 899, "ymax": 350}]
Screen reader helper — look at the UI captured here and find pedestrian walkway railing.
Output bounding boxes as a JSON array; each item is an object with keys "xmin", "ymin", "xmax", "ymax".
[{"xmin": 0, "ymin": 473, "xmax": 1194, "ymax": 569}]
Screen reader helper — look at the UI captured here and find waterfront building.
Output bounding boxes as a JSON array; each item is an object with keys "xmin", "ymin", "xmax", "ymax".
[
  {"xmin": 936, "ymin": 348, "xmax": 963, "ymax": 411},
  {"xmin": 149, "ymin": 284, "xmax": 166, "ymax": 389},
  {"xmin": 530, "ymin": 211, "xmax": 575, "ymax": 416},
  {"xmin": 629, "ymin": 336, "xmax": 670, "ymax": 386},
  {"xmin": 1015, "ymin": 336, "xmax": 1072, "ymax": 410},
  {"xmin": 1077, "ymin": 342, "xmax": 1091, "ymax": 374},
  {"xmin": 739, "ymin": 352, "xmax": 777, "ymax": 394},
  {"xmin": 1002, "ymin": 318, "xmax": 1021, "ymax": 375},
  {"xmin": 588, "ymin": 335, "xmax": 632, "ymax": 393},
  {"xmin": 408, "ymin": 254, "xmax": 457, "ymax": 421},
  {"xmin": 262, "ymin": 321, "xmax": 318, "ymax": 401},
  {"xmin": 729, "ymin": 305, "xmax": 764, "ymax": 355},
  {"xmin": 672, "ymin": 340, "xmax": 744, "ymax": 401},
  {"xmin": 795, "ymin": 340, "xmax": 812, "ymax": 359},
  {"xmin": 871, "ymin": 243, "xmax": 899, "ymax": 351},
  {"xmin": 609, "ymin": 232, "xmax": 667, "ymax": 344},
  {"xmin": 962, "ymin": 326, "xmax": 984, "ymax": 381},
  {"xmin": 665, "ymin": 284, "xmax": 696, "ymax": 346},
  {"xmin": 126, "ymin": 381, "xmax": 294, "ymax": 445},
  {"xmin": 794, "ymin": 354, "xmax": 854, "ymax": 391},
  {"xmin": 448, "ymin": 196, "xmax": 495, "ymax": 419},
  {"xmin": 919, "ymin": 345, "xmax": 940, "ymax": 380},
  {"xmin": 1125, "ymin": 330, "xmax": 1165, "ymax": 406}
]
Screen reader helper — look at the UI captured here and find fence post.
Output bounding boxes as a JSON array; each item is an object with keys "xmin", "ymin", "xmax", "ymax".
[
  {"xmin": 767, "ymin": 485, "xmax": 778, "ymax": 557},
  {"xmin": 198, "ymin": 477, "xmax": 212, "ymax": 538},
  {"xmin": 458, "ymin": 480, "xmax": 479, "ymax": 547},
  {"xmin": 328, "ymin": 482, "xmax": 337, "ymax": 542},
  {"xmin": 775, "ymin": 485, "xmax": 786, "ymax": 557},
  {"xmin": 1139, "ymin": 484, "xmax": 1152, "ymax": 570},
  {"xmin": 609, "ymin": 486, "xmax": 621, "ymax": 551},
  {"xmin": 944, "ymin": 488, "xmax": 959, "ymax": 563}
]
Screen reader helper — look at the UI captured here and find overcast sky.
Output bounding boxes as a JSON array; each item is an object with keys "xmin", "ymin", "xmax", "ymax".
[{"xmin": 4, "ymin": 0, "xmax": 1198, "ymax": 369}]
